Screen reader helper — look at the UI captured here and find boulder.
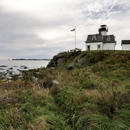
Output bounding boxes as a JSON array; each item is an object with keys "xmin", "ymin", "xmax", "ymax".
[
  {"xmin": 47, "ymin": 55, "xmax": 65, "ymax": 67},
  {"xmin": 57, "ymin": 58, "xmax": 64, "ymax": 66},
  {"xmin": 67, "ymin": 63, "xmax": 74, "ymax": 70},
  {"xmin": 52, "ymin": 80, "xmax": 59, "ymax": 85}
]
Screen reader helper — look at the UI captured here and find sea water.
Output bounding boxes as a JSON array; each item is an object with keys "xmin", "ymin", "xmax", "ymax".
[{"xmin": 0, "ymin": 60, "xmax": 49, "ymax": 73}]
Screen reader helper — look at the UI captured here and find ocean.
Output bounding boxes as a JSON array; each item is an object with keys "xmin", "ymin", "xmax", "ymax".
[{"xmin": 0, "ymin": 60, "xmax": 49, "ymax": 73}]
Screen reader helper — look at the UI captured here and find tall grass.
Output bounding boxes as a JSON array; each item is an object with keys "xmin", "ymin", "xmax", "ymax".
[{"xmin": 0, "ymin": 51, "xmax": 130, "ymax": 129}]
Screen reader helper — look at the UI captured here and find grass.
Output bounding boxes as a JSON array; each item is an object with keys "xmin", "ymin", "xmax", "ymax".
[{"xmin": 0, "ymin": 50, "xmax": 130, "ymax": 129}]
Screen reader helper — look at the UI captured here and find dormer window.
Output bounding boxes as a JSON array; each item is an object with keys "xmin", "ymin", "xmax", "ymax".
[
  {"xmin": 107, "ymin": 36, "xmax": 111, "ymax": 41},
  {"xmin": 92, "ymin": 35, "xmax": 96, "ymax": 41}
]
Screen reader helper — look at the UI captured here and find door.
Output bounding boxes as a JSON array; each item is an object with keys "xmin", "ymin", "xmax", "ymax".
[{"xmin": 87, "ymin": 45, "xmax": 90, "ymax": 51}]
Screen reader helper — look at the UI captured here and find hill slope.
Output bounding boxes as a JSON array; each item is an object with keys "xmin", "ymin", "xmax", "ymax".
[{"xmin": 0, "ymin": 50, "xmax": 130, "ymax": 130}]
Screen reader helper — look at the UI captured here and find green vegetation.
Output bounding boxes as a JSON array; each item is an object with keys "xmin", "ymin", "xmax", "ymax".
[{"xmin": 0, "ymin": 50, "xmax": 130, "ymax": 130}]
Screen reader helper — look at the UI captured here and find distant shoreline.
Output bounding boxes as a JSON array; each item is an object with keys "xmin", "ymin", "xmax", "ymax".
[{"xmin": 11, "ymin": 59, "xmax": 51, "ymax": 61}]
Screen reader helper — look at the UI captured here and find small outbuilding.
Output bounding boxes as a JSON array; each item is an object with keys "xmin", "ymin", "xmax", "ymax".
[
  {"xmin": 122, "ymin": 40, "xmax": 130, "ymax": 50},
  {"xmin": 85, "ymin": 25, "xmax": 116, "ymax": 51}
]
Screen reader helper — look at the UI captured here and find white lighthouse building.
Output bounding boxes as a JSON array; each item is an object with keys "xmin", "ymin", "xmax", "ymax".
[{"xmin": 85, "ymin": 25, "xmax": 116, "ymax": 51}]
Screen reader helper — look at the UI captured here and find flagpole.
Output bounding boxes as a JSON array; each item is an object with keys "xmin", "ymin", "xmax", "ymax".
[
  {"xmin": 71, "ymin": 27, "xmax": 76, "ymax": 49},
  {"xmin": 75, "ymin": 26, "xmax": 76, "ymax": 49}
]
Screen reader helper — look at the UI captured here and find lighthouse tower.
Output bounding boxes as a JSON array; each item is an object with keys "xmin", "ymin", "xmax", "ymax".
[{"xmin": 98, "ymin": 25, "xmax": 108, "ymax": 36}]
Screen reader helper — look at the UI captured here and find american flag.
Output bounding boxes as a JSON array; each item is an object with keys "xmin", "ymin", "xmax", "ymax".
[{"xmin": 71, "ymin": 28, "xmax": 75, "ymax": 31}]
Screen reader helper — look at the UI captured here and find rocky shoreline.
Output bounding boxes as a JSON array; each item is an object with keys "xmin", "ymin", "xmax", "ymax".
[
  {"xmin": 0, "ymin": 65, "xmax": 60, "ymax": 87},
  {"xmin": 0, "ymin": 65, "xmax": 29, "ymax": 81}
]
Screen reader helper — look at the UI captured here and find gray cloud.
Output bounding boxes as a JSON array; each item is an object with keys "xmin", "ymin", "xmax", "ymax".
[{"xmin": 0, "ymin": 7, "xmax": 53, "ymax": 58}]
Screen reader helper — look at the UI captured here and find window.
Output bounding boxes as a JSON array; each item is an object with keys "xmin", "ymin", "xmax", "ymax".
[
  {"xmin": 107, "ymin": 36, "xmax": 111, "ymax": 41},
  {"xmin": 87, "ymin": 45, "xmax": 90, "ymax": 51},
  {"xmin": 92, "ymin": 35, "xmax": 96, "ymax": 41},
  {"xmin": 97, "ymin": 45, "xmax": 101, "ymax": 50}
]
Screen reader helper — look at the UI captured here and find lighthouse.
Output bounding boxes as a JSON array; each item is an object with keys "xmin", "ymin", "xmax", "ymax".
[
  {"xmin": 85, "ymin": 24, "xmax": 116, "ymax": 51},
  {"xmin": 98, "ymin": 25, "xmax": 108, "ymax": 36}
]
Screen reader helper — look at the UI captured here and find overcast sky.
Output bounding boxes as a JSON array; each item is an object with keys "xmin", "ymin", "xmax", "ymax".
[{"xmin": 0, "ymin": 0, "xmax": 130, "ymax": 59}]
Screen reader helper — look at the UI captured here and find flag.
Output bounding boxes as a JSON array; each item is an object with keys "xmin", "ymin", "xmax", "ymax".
[{"xmin": 71, "ymin": 28, "xmax": 75, "ymax": 31}]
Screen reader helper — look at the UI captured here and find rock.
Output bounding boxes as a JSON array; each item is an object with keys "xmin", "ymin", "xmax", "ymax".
[
  {"xmin": 0, "ymin": 65, "xmax": 8, "ymax": 67},
  {"xmin": 0, "ymin": 67, "xmax": 22, "ymax": 81},
  {"xmin": 67, "ymin": 63, "xmax": 74, "ymax": 70},
  {"xmin": 0, "ymin": 74, "xmax": 5, "ymax": 79},
  {"xmin": 47, "ymin": 51, "xmax": 81, "ymax": 68},
  {"xmin": 5, "ymin": 74, "xmax": 12, "ymax": 80},
  {"xmin": 33, "ymin": 72, "xmax": 41, "ymax": 77},
  {"xmin": 17, "ymin": 66, "xmax": 29, "ymax": 72},
  {"xmin": 57, "ymin": 58, "xmax": 64, "ymax": 65},
  {"xmin": 73, "ymin": 58, "xmax": 83, "ymax": 66},
  {"xmin": 17, "ymin": 69, "xmax": 28, "ymax": 72},
  {"xmin": 44, "ymin": 88, "xmax": 49, "ymax": 94},
  {"xmin": 32, "ymin": 76, "xmax": 38, "ymax": 83},
  {"xmin": 10, "ymin": 70, "xmax": 22, "ymax": 80},
  {"xmin": 0, "ymin": 68, "xmax": 5, "ymax": 70},
  {"xmin": 20, "ymin": 66, "xmax": 28, "ymax": 69},
  {"xmin": 52, "ymin": 80, "xmax": 59, "ymax": 85},
  {"xmin": 13, "ymin": 70, "xmax": 22, "ymax": 76},
  {"xmin": 8, "ymin": 67, "xmax": 13, "ymax": 70},
  {"xmin": 11, "ymin": 75, "xmax": 20, "ymax": 81},
  {"xmin": 47, "ymin": 55, "xmax": 65, "ymax": 67}
]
